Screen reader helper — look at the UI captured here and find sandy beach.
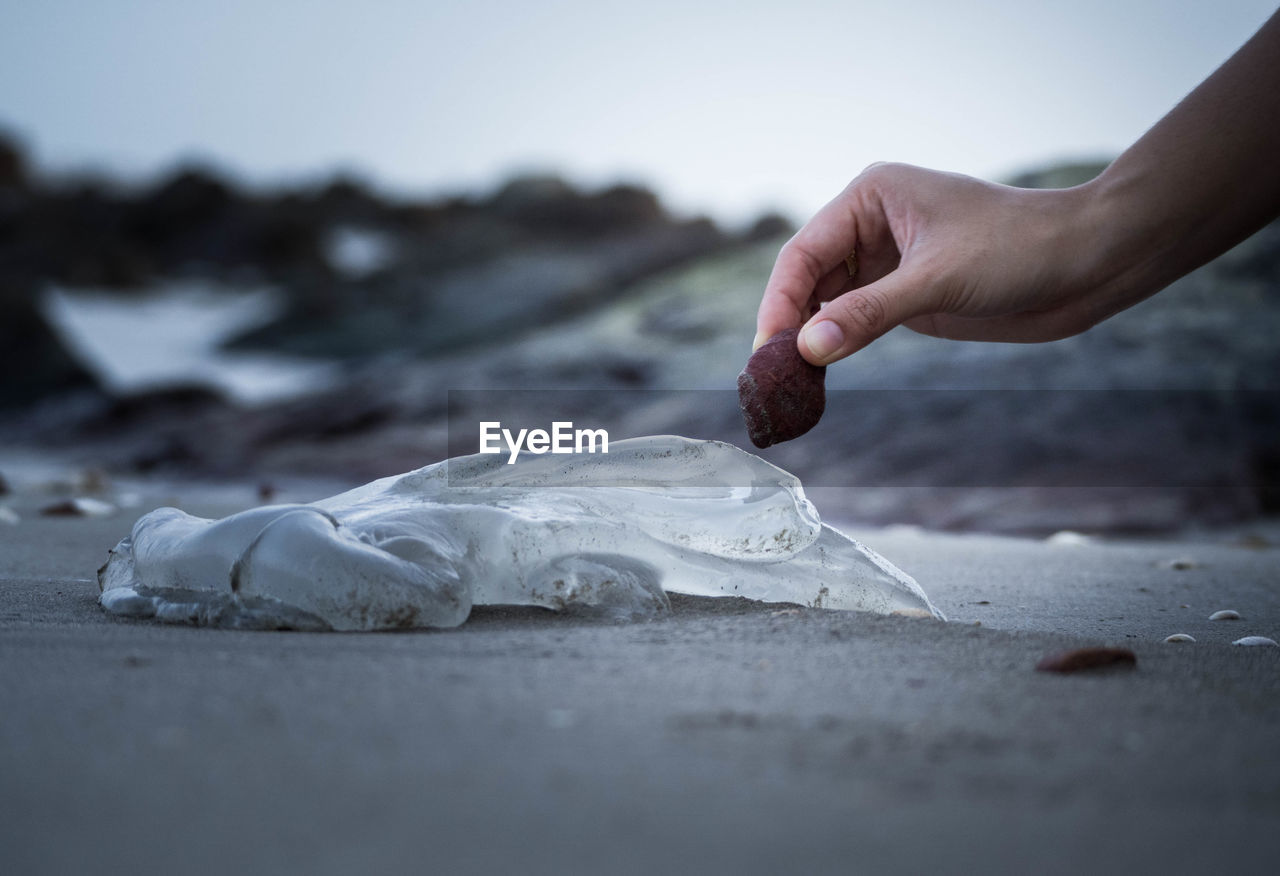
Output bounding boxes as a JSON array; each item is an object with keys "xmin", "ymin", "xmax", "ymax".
[
  {"xmin": 4, "ymin": 6, "xmax": 1280, "ymax": 872},
  {"xmin": 2, "ymin": 476, "xmax": 1277, "ymax": 875}
]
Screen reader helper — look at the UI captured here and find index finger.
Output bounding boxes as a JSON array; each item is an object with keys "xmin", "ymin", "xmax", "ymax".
[{"xmin": 754, "ymin": 193, "xmax": 861, "ymax": 348}]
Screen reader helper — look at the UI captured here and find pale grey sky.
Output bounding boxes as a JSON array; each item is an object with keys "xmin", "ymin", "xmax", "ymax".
[{"xmin": 1, "ymin": 0, "xmax": 1275, "ymax": 224}]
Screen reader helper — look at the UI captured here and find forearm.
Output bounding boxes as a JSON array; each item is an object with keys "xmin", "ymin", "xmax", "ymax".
[{"xmin": 1081, "ymin": 9, "xmax": 1280, "ymax": 303}]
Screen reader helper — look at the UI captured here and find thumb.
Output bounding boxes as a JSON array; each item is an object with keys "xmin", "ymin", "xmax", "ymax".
[{"xmin": 797, "ymin": 267, "xmax": 937, "ymax": 365}]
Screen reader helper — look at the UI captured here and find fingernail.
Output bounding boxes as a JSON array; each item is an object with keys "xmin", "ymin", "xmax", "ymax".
[
  {"xmin": 801, "ymin": 321, "xmax": 844, "ymax": 362},
  {"xmin": 751, "ymin": 330, "xmax": 768, "ymax": 351}
]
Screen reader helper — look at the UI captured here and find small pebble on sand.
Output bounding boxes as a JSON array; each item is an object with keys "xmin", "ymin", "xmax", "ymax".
[
  {"xmin": 38, "ymin": 497, "xmax": 117, "ymax": 518},
  {"xmin": 1209, "ymin": 610, "xmax": 1242, "ymax": 621},
  {"xmin": 1159, "ymin": 557, "xmax": 1198, "ymax": 570},
  {"xmin": 1233, "ymin": 533, "xmax": 1272, "ymax": 550},
  {"xmin": 1232, "ymin": 636, "xmax": 1278, "ymax": 647},
  {"xmin": 1036, "ymin": 647, "xmax": 1137, "ymax": 673},
  {"xmin": 1163, "ymin": 634, "xmax": 1196, "ymax": 643},
  {"xmin": 0, "ymin": 506, "xmax": 19, "ymax": 525}
]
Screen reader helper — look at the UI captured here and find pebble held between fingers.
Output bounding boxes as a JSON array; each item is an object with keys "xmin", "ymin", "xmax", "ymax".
[{"xmin": 737, "ymin": 328, "xmax": 827, "ymax": 448}]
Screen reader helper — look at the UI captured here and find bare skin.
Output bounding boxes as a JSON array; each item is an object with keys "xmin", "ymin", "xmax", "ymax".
[{"xmin": 756, "ymin": 9, "xmax": 1280, "ymax": 366}]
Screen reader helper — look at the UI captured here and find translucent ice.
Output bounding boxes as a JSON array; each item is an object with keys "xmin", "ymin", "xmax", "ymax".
[{"xmin": 98, "ymin": 436, "xmax": 942, "ymax": 630}]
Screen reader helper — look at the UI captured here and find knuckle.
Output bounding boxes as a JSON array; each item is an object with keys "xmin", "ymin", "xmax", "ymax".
[
  {"xmin": 858, "ymin": 160, "xmax": 893, "ymax": 181},
  {"xmin": 834, "ymin": 290, "xmax": 889, "ymax": 336},
  {"xmin": 780, "ymin": 239, "xmax": 826, "ymax": 284},
  {"xmin": 856, "ymin": 161, "xmax": 904, "ymax": 185}
]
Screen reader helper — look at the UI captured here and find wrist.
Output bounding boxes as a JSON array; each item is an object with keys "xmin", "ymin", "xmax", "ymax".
[
  {"xmin": 1054, "ymin": 171, "xmax": 1153, "ymax": 313},
  {"xmin": 1072, "ymin": 163, "xmax": 1196, "ymax": 309}
]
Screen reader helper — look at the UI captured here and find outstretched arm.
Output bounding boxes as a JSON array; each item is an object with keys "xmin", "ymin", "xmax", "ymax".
[{"xmin": 756, "ymin": 9, "xmax": 1280, "ymax": 365}]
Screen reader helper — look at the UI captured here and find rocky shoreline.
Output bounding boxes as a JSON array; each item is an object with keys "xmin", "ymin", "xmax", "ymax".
[{"xmin": 2, "ymin": 134, "xmax": 1278, "ymax": 534}]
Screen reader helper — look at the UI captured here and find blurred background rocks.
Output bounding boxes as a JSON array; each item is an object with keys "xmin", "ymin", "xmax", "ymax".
[{"xmin": 1, "ymin": 131, "xmax": 1277, "ymax": 534}]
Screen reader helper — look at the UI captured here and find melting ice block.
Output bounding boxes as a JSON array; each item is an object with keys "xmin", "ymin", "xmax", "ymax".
[{"xmin": 98, "ymin": 436, "xmax": 942, "ymax": 630}]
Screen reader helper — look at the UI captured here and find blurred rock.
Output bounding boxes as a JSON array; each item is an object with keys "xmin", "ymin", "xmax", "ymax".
[
  {"xmin": 0, "ymin": 131, "xmax": 27, "ymax": 189},
  {"xmin": 226, "ymin": 176, "xmax": 732, "ymax": 358},
  {"xmin": 744, "ymin": 212, "xmax": 794, "ymax": 242},
  {"xmin": 0, "ymin": 134, "xmax": 761, "ymax": 379},
  {"xmin": 0, "ymin": 279, "xmax": 101, "ymax": 409},
  {"xmin": 88, "ymin": 384, "xmax": 229, "ymax": 430},
  {"xmin": 488, "ymin": 175, "xmax": 666, "ymax": 236},
  {"xmin": 38, "ymin": 496, "xmax": 116, "ymax": 517},
  {"xmin": 3, "ymin": 143, "xmax": 1278, "ymax": 535}
]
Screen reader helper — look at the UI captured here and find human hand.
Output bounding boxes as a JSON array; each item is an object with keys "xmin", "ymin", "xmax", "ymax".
[{"xmin": 754, "ymin": 162, "xmax": 1142, "ymax": 365}]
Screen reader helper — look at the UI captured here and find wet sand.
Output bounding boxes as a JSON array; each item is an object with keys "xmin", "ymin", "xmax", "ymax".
[{"xmin": 1, "ymin": 483, "xmax": 1277, "ymax": 874}]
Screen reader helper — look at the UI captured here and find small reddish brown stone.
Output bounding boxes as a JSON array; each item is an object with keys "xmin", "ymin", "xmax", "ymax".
[
  {"xmin": 38, "ymin": 499, "xmax": 91, "ymax": 517},
  {"xmin": 737, "ymin": 328, "xmax": 826, "ymax": 448},
  {"xmin": 1035, "ymin": 647, "xmax": 1137, "ymax": 673}
]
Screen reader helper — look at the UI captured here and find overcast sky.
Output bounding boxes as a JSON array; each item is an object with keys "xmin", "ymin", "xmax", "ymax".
[{"xmin": 1, "ymin": 0, "xmax": 1275, "ymax": 224}]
